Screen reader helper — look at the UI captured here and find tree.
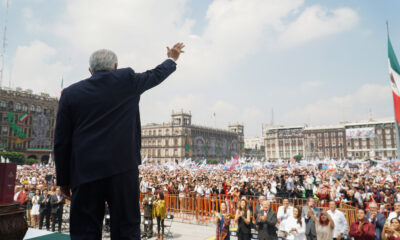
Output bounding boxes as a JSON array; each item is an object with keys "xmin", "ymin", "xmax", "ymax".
[
  {"xmin": 25, "ymin": 158, "xmax": 39, "ymax": 165},
  {"xmin": 293, "ymin": 154, "xmax": 303, "ymax": 163},
  {"xmin": 0, "ymin": 152, "xmax": 25, "ymax": 165}
]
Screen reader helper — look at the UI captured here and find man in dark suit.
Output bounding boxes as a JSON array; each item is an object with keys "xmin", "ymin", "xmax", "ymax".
[
  {"xmin": 256, "ymin": 199, "xmax": 277, "ymax": 240},
  {"xmin": 366, "ymin": 202, "xmax": 385, "ymax": 240},
  {"xmin": 38, "ymin": 189, "xmax": 51, "ymax": 231},
  {"xmin": 50, "ymin": 187, "xmax": 65, "ymax": 232},
  {"xmin": 302, "ymin": 197, "xmax": 320, "ymax": 240},
  {"xmin": 54, "ymin": 42, "xmax": 184, "ymax": 240}
]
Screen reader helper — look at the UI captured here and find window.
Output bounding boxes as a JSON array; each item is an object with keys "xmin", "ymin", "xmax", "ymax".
[
  {"xmin": 15, "ymin": 103, "xmax": 21, "ymax": 111},
  {"xmin": 43, "ymin": 107, "xmax": 48, "ymax": 115},
  {"xmin": 0, "ymin": 101, "xmax": 5, "ymax": 109},
  {"xmin": 30, "ymin": 105, "xmax": 35, "ymax": 113},
  {"xmin": 385, "ymin": 129, "xmax": 391, "ymax": 134},
  {"xmin": 22, "ymin": 104, "xmax": 28, "ymax": 112},
  {"xmin": 2, "ymin": 126, "xmax": 8, "ymax": 134},
  {"xmin": 377, "ymin": 129, "xmax": 382, "ymax": 134},
  {"xmin": 8, "ymin": 101, "xmax": 13, "ymax": 111}
]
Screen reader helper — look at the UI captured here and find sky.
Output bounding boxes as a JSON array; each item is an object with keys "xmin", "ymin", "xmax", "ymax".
[{"xmin": 1, "ymin": 0, "xmax": 400, "ymax": 137}]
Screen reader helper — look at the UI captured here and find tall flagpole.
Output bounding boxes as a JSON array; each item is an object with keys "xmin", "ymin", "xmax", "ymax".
[{"xmin": 387, "ymin": 21, "xmax": 400, "ymax": 159}]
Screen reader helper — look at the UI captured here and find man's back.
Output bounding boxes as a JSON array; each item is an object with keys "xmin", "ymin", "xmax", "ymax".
[{"xmin": 55, "ymin": 61, "xmax": 176, "ymax": 188}]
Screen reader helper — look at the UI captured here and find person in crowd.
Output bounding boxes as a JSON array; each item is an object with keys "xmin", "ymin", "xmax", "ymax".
[
  {"xmin": 39, "ymin": 189, "xmax": 51, "ymax": 231},
  {"xmin": 235, "ymin": 198, "xmax": 251, "ymax": 240},
  {"xmin": 26, "ymin": 186, "xmax": 35, "ymax": 227},
  {"xmin": 367, "ymin": 202, "xmax": 386, "ymax": 240},
  {"xmin": 285, "ymin": 206, "xmax": 306, "ymax": 240},
  {"xmin": 143, "ymin": 190, "xmax": 155, "ymax": 238},
  {"xmin": 327, "ymin": 201, "xmax": 348, "ymax": 240},
  {"xmin": 302, "ymin": 197, "xmax": 319, "ymax": 240},
  {"xmin": 50, "ymin": 187, "xmax": 65, "ymax": 232},
  {"xmin": 388, "ymin": 202, "xmax": 400, "ymax": 224},
  {"xmin": 309, "ymin": 208, "xmax": 335, "ymax": 240},
  {"xmin": 154, "ymin": 192, "xmax": 166, "ymax": 240},
  {"xmin": 257, "ymin": 199, "xmax": 277, "ymax": 240},
  {"xmin": 216, "ymin": 202, "xmax": 231, "ymax": 240},
  {"xmin": 349, "ymin": 209, "xmax": 376, "ymax": 240},
  {"xmin": 31, "ymin": 189, "xmax": 41, "ymax": 228},
  {"xmin": 382, "ymin": 218, "xmax": 400, "ymax": 240},
  {"xmin": 277, "ymin": 198, "xmax": 293, "ymax": 231}
]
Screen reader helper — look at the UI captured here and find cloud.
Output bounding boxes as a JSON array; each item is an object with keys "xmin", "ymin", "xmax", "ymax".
[
  {"xmin": 282, "ymin": 84, "xmax": 392, "ymax": 126},
  {"xmin": 279, "ymin": 5, "xmax": 359, "ymax": 47},
  {"xmin": 301, "ymin": 80, "xmax": 323, "ymax": 89},
  {"xmin": 11, "ymin": 41, "xmax": 71, "ymax": 95}
]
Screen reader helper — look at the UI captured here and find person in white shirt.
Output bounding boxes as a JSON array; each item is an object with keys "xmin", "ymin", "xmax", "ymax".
[
  {"xmin": 284, "ymin": 206, "xmax": 306, "ymax": 240},
  {"xmin": 327, "ymin": 201, "xmax": 348, "ymax": 240},
  {"xmin": 277, "ymin": 199, "xmax": 294, "ymax": 231},
  {"xmin": 387, "ymin": 202, "xmax": 400, "ymax": 224}
]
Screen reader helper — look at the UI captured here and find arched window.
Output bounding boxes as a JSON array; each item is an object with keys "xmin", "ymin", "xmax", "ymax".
[
  {"xmin": 15, "ymin": 103, "xmax": 21, "ymax": 111},
  {"xmin": 30, "ymin": 105, "xmax": 35, "ymax": 113},
  {"xmin": 0, "ymin": 101, "xmax": 6, "ymax": 109},
  {"xmin": 8, "ymin": 101, "xmax": 13, "ymax": 111},
  {"xmin": 22, "ymin": 104, "xmax": 28, "ymax": 112},
  {"xmin": 36, "ymin": 106, "xmax": 42, "ymax": 113}
]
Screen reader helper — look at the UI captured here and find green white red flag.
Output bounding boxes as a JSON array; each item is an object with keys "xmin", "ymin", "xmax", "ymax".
[
  {"xmin": 388, "ymin": 36, "xmax": 400, "ymax": 122},
  {"xmin": 19, "ymin": 113, "xmax": 28, "ymax": 122}
]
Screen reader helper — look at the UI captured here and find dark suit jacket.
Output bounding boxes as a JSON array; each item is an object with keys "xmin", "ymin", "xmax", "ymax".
[
  {"xmin": 256, "ymin": 209, "xmax": 277, "ymax": 240},
  {"xmin": 366, "ymin": 212, "xmax": 385, "ymax": 240},
  {"xmin": 54, "ymin": 59, "xmax": 176, "ymax": 188},
  {"xmin": 39, "ymin": 194, "xmax": 51, "ymax": 213},
  {"xmin": 50, "ymin": 194, "xmax": 65, "ymax": 214}
]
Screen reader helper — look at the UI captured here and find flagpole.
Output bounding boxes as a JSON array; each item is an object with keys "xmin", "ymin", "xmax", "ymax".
[{"xmin": 387, "ymin": 21, "xmax": 400, "ymax": 159}]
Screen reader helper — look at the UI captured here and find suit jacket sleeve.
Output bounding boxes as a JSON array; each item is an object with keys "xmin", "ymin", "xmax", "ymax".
[
  {"xmin": 135, "ymin": 59, "xmax": 177, "ymax": 95},
  {"xmin": 54, "ymin": 90, "xmax": 73, "ymax": 186},
  {"xmin": 377, "ymin": 214, "xmax": 386, "ymax": 229},
  {"xmin": 266, "ymin": 211, "xmax": 277, "ymax": 227}
]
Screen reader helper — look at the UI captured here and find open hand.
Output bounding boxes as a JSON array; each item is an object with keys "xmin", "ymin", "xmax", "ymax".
[{"xmin": 167, "ymin": 42, "xmax": 185, "ymax": 61}]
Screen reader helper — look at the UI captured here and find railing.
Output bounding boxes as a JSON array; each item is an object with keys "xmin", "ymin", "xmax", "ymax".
[{"xmin": 140, "ymin": 193, "xmax": 358, "ymax": 226}]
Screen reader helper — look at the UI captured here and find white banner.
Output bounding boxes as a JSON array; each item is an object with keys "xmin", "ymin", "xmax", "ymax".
[{"xmin": 346, "ymin": 127, "xmax": 375, "ymax": 139}]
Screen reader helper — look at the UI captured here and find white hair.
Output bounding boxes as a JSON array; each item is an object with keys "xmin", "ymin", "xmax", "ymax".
[{"xmin": 89, "ymin": 49, "xmax": 118, "ymax": 73}]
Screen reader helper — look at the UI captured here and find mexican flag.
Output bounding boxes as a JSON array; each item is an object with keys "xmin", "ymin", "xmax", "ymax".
[
  {"xmin": 388, "ymin": 35, "xmax": 400, "ymax": 122},
  {"xmin": 19, "ymin": 113, "xmax": 28, "ymax": 122}
]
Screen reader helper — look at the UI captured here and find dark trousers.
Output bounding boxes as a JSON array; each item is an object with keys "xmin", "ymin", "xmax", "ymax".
[
  {"xmin": 238, "ymin": 231, "xmax": 251, "ymax": 240},
  {"xmin": 70, "ymin": 167, "xmax": 140, "ymax": 240},
  {"xmin": 156, "ymin": 216, "xmax": 164, "ymax": 235},
  {"xmin": 143, "ymin": 217, "xmax": 153, "ymax": 237},
  {"xmin": 306, "ymin": 234, "xmax": 317, "ymax": 240},
  {"xmin": 52, "ymin": 211, "xmax": 62, "ymax": 232},
  {"xmin": 39, "ymin": 210, "xmax": 51, "ymax": 230}
]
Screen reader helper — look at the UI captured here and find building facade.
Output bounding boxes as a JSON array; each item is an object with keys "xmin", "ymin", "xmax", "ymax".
[
  {"xmin": 303, "ymin": 126, "xmax": 346, "ymax": 159},
  {"xmin": 244, "ymin": 137, "xmax": 265, "ymax": 159},
  {"xmin": 141, "ymin": 111, "xmax": 244, "ymax": 164},
  {"xmin": 264, "ymin": 126, "xmax": 304, "ymax": 161},
  {"xmin": 263, "ymin": 119, "xmax": 400, "ymax": 161},
  {"xmin": 0, "ymin": 87, "xmax": 58, "ymax": 162},
  {"xmin": 344, "ymin": 120, "xmax": 398, "ymax": 159}
]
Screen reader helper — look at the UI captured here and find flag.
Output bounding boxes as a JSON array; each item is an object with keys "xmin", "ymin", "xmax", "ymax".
[
  {"xmin": 60, "ymin": 76, "xmax": 64, "ymax": 95},
  {"xmin": 388, "ymin": 35, "xmax": 400, "ymax": 122},
  {"xmin": 19, "ymin": 113, "xmax": 28, "ymax": 122},
  {"xmin": 229, "ymin": 155, "xmax": 239, "ymax": 171}
]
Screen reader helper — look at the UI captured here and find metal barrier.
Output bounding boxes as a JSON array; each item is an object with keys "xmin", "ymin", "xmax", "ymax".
[{"xmin": 140, "ymin": 193, "xmax": 358, "ymax": 226}]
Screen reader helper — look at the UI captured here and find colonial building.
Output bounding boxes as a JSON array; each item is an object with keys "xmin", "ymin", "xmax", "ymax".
[
  {"xmin": 263, "ymin": 119, "xmax": 400, "ymax": 161},
  {"xmin": 303, "ymin": 125, "xmax": 346, "ymax": 160},
  {"xmin": 264, "ymin": 126, "xmax": 304, "ymax": 161},
  {"xmin": 244, "ymin": 137, "xmax": 265, "ymax": 159},
  {"xmin": 0, "ymin": 87, "xmax": 58, "ymax": 162},
  {"xmin": 141, "ymin": 111, "xmax": 244, "ymax": 164},
  {"xmin": 344, "ymin": 119, "xmax": 398, "ymax": 159}
]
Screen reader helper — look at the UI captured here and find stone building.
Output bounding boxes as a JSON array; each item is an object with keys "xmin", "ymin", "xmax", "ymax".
[
  {"xmin": 263, "ymin": 119, "xmax": 400, "ymax": 161},
  {"xmin": 0, "ymin": 87, "xmax": 58, "ymax": 162},
  {"xmin": 344, "ymin": 119, "xmax": 398, "ymax": 159},
  {"xmin": 264, "ymin": 126, "xmax": 304, "ymax": 161},
  {"xmin": 303, "ymin": 125, "xmax": 346, "ymax": 159},
  {"xmin": 141, "ymin": 111, "xmax": 244, "ymax": 164}
]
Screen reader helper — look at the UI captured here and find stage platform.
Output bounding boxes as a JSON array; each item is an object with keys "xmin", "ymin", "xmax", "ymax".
[{"xmin": 24, "ymin": 228, "xmax": 69, "ymax": 240}]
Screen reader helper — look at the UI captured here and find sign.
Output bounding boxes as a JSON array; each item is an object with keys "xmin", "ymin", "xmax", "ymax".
[{"xmin": 346, "ymin": 127, "xmax": 375, "ymax": 139}]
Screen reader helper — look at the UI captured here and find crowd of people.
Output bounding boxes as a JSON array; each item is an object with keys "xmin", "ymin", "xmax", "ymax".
[{"xmin": 13, "ymin": 160, "xmax": 400, "ymax": 239}]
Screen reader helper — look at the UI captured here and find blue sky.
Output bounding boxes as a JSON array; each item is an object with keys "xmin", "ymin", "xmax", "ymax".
[{"xmin": 1, "ymin": 0, "xmax": 400, "ymax": 136}]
